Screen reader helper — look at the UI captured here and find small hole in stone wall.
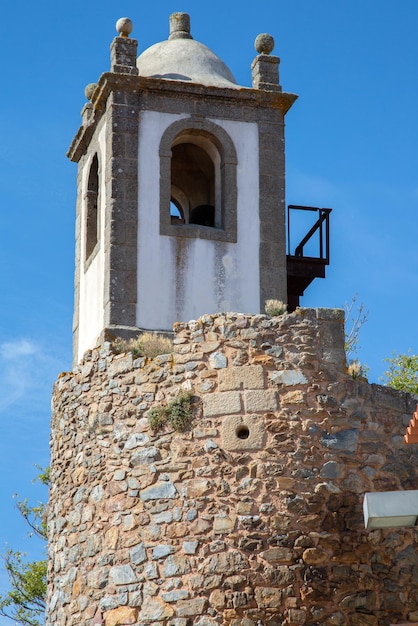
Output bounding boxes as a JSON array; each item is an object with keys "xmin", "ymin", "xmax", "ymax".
[{"xmin": 236, "ymin": 425, "xmax": 250, "ymax": 440}]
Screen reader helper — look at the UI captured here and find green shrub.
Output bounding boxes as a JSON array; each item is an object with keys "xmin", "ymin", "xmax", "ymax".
[
  {"xmin": 113, "ymin": 332, "xmax": 173, "ymax": 359},
  {"xmin": 147, "ymin": 406, "xmax": 168, "ymax": 432},
  {"xmin": 265, "ymin": 299, "xmax": 287, "ymax": 316},
  {"xmin": 148, "ymin": 392, "xmax": 194, "ymax": 432},
  {"xmin": 167, "ymin": 393, "xmax": 193, "ymax": 431}
]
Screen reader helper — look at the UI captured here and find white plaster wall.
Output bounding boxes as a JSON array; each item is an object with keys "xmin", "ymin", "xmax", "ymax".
[
  {"xmin": 77, "ymin": 126, "xmax": 106, "ymax": 358},
  {"xmin": 137, "ymin": 111, "xmax": 260, "ymax": 330}
]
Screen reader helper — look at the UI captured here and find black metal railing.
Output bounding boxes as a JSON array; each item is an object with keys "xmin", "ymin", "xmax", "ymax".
[{"xmin": 287, "ymin": 205, "xmax": 332, "ymax": 263}]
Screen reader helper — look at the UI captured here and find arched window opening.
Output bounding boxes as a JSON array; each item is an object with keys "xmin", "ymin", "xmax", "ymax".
[
  {"xmin": 171, "ymin": 142, "xmax": 216, "ymax": 227},
  {"xmin": 85, "ymin": 154, "xmax": 99, "ymax": 261},
  {"xmin": 170, "ymin": 199, "xmax": 185, "ymax": 224},
  {"xmin": 159, "ymin": 118, "xmax": 238, "ymax": 243}
]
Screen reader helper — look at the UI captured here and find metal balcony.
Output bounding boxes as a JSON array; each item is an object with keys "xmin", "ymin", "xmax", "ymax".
[{"xmin": 286, "ymin": 205, "xmax": 332, "ymax": 311}]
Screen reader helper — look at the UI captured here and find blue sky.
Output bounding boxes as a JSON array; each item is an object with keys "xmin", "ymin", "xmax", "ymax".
[{"xmin": 0, "ymin": 0, "xmax": 417, "ymax": 620}]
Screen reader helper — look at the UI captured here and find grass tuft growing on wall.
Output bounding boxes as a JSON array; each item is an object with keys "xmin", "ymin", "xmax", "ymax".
[
  {"xmin": 113, "ymin": 332, "xmax": 173, "ymax": 359},
  {"xmin": 265, "ymin": 299, "xmax": 287, "ymax": 316}
]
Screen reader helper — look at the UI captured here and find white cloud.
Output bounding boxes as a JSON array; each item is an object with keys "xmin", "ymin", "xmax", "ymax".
[
  {"xmin": 0, "ymin": 338, "xmax": 57, "ymax": 414},
  {"xmin": 0, "ymin": 338, "xmax": 38, "ymax": 360}
]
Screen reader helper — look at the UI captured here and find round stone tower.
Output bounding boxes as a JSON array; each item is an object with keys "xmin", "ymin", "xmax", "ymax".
[{"xmin": 47, "ymin": 309, "xmax": 418, "ymax": 625}]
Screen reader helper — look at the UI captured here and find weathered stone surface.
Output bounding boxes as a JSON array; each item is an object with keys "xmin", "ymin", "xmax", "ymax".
[
  {"xmin": 302, "ymin": 548, "xmax": 329, "ymax": 565},
  {"xmin": 222, "ymin": 414, "xmax": 265, "ymax": 451},
  {"xmin": 320, "ymin": 461, "xmax": 341, "ymax": 479},
  {"xmin": 161, "ymin": 589, "xmax": 189, "ymax": 602},
  {"xmin": 140, "ymin": 481, "xmax": 177, "ymax": 501},
  {"xmin": 219, "ymin": 365, "xmax": 265, "ymax": 391},
  {"xmin": 209, "ymin": 352, "xmax": 227, "ymax": 369},
  {"xmin": 321, "ymin": 429, "xmax": 359, "ymax": 453},
  {"xmin": 151, "ymin": 544, "xmax": 175, "ymax": 560},
  {"xmin": 130, "ymin": 446, "xmax": 160, "ymax": 466},
  {"xmin": 104, "ymin": 606, "xmax": 138, "ymax": 626},
  {"xmin": 138, "ymin": 596, "xmax": 174, "ymax": 621},
  {"xmin": 201, "ymin": 551, "xmax": 249, "ymax": 575},
  {"xmin": 261, "ymin": 547, "xmax": 293, "ymax": 564},
  {"xmin": 270, "ymin": 369, "xmax": 307, "ymax": 386},
  {"xmin": 109, "ymin": 564, "xmax": 137, "ymax": 585},
  {"xmin": 202, "ymin": 391, "xmax": 242, "ymax": 417},
  {"xmin": 162, "ymin": 555, "xmax": 191, "ymax": 577},
  {"xmin": 213, "ymin": 514, "xmax": 236, "ymax": 534},
  {"xmin": 176, "ymin": 597, "xmax": 208, "ymax": 616},
  {"xmin": 287, "ymin": 608, "xmax": 307, "ymax": 624},
  {"xmin": 183, "ymin": 541, "xmax": 199, "ymax": 554},
  {"xmin": 244, "ymin": 389, "xmax": 277, "ymax": 412},
  {"xmin": 254, "ymin": 586, "xmax": 282, "ymax": 608}
]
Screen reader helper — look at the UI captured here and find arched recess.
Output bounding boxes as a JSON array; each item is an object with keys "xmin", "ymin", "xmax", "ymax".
[
  {"xmin": 84, "ymin": 153, "xmax": 100, "ymax": 263},
  {"xmin": 159, "ymin": 118, "xmax": 238, "ymax": 242}
]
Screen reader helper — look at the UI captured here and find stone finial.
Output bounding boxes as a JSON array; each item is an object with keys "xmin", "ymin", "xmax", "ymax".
[
  {"xmin": 116, "ymin": 17, "xmax": 133, "ymax": 37},
  {"xmin": 84, "ymin": 83, "xmax": 97, "ymax": 101},
  {"xmin": 169, "ymin": 12, "xmax": 193, "ymax": 40},
  {"xmin": 82, "ymin": 83, "xmax": 96, "ymax": 125},
  {"xmin": 255, "ymin": 33, "xmax": 275, "ymax": 55},
  {"xmin": 110, "ymin": 18, "xmax": 138, "ymax": 75},
  {"xmin": 251, "ymin": 32, "xmax": 281, "ymax": 92}
]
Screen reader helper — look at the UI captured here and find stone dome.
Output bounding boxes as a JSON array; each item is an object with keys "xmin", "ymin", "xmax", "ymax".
[{"xmin": 136, "ymin": 13, "xmax": 238, "ymax": 89}]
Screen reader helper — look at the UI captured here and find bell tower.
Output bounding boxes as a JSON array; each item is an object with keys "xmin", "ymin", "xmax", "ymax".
[{"xmin": 68, "ymin": 13, "xmax": 297, "ymax": 363}]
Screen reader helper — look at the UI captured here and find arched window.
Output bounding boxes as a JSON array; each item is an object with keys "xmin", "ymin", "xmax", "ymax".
[
  {"xmin": 170, "ymin": 142, "xmax": 215, "ymax": 227},
  {"xmin": 159, "ymin": 118, "xmax": 238, "ymax": 242},
  {"xmin": 85, "ymin": 154, "xmax": 99, "ymax": 262}
]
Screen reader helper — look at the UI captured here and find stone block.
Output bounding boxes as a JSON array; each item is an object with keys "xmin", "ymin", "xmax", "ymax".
[
  {"xmin": 176, "ymin": 597, "xmax": 208, "ymax": 617},
  {"xmin": 244, "ymin": 390, "xmax": 277, "ymax": 412},
  {"xmin": 107, "ymin": 354, "xmax": 133, "ymax": 377},
  {"xmin": 140, "ymin": 481, "xmax": 177, "ymax": 501},
  {"xmin": 255, "ymin": 586, "xmax": 282, "ymax": 609},
  {"xmin": 161, "ymin": 589, "xmax": 190, "ymax": 602},
  {"xmin": 281, "ymin": 390, "xmax": 306, "ymax": 404},
  {"xmin": 203, "ymin": 392, "xmax": 242, "ymax": 417},
  {"xmin": 302, "ymin": 548, "xmax": 329, "ymax": 565},
  {"xmin": 183, "ymin": 541, "xmax": 199, "ymax": 554},
  {"xmin": 287, "ymin": 608, "xmax": 307, "ymax": 625},
  {"xmin": 152, "ymin": 544, "xmax": 175, "ymax": 560},
  {"xmin": 162, "ymin": 555, "xmax": 191, "ymax": 577},
  {"xmin": 209, "ymin": 351, "xmax": 227, "ymax": 369},
  {"xmin": 213, "ymin": 514, "xmax": 236, "ymax": 534},
  {"xmin": 270, "ymin": 370, "xmax": 307, "ymax": 386},
  {"xmin": 104, "ymin": 606, "xmax": 139, "ymax": 626},
  {"xmin": 321, "ymin": 428, "xmax": 359, "ymax": 453},
  {"xmin": 181, "ymin": 478, "xmax": 211, "ymax": 498},
  {"xmin": 138, "ymin": 597, "xmax": 174, "ymax": 622},
  {"xmin": 130, "ymin": 543, "xmax": 146, "ymax": 565},
  {"xmin": 109, "ymin": 564, "xmax": 136, "ymax": 585},
  {"xmin": 219, "ymin": 365, "xmax": 265, "ymax": 391},
  {"xmin": 260, "ymin": 547, "xmax": 293, "ymax": 564},
  {"xmin": 222, "ymin": 415, "xmax": 265, "ymax": 451}
]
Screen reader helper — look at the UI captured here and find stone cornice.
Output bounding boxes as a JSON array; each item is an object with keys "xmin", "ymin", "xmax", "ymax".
[{"xmin": 67, "ymin": 72, "xmax": 298, "ymax": 163}]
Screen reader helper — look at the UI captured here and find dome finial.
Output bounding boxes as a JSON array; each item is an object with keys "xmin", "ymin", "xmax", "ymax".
[
  {"xmin": 169, "ymin": 12, "xmax": 193, "ymax": 40},
  {"xmin": 255, "ymin": 33, "xmax": 275, "ymax": 55},
  {"xmin": 116, "ymin": 17, "xmax": 133, "ymax": 37}
]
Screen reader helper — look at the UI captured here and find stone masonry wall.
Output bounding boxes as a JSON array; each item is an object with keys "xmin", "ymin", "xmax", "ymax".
[{"xmin": 47, "ymin": 309, "xmax": 418, "ymax": 626}]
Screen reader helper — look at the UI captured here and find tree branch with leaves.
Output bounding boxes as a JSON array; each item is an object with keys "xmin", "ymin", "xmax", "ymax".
[
  {"xmin": 383, "ymin": 352, "xmax": 418, "ymax": 395},
  {"xmin": 0, "ymin": 468, "xmax": 48, "ymax": 626}
]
